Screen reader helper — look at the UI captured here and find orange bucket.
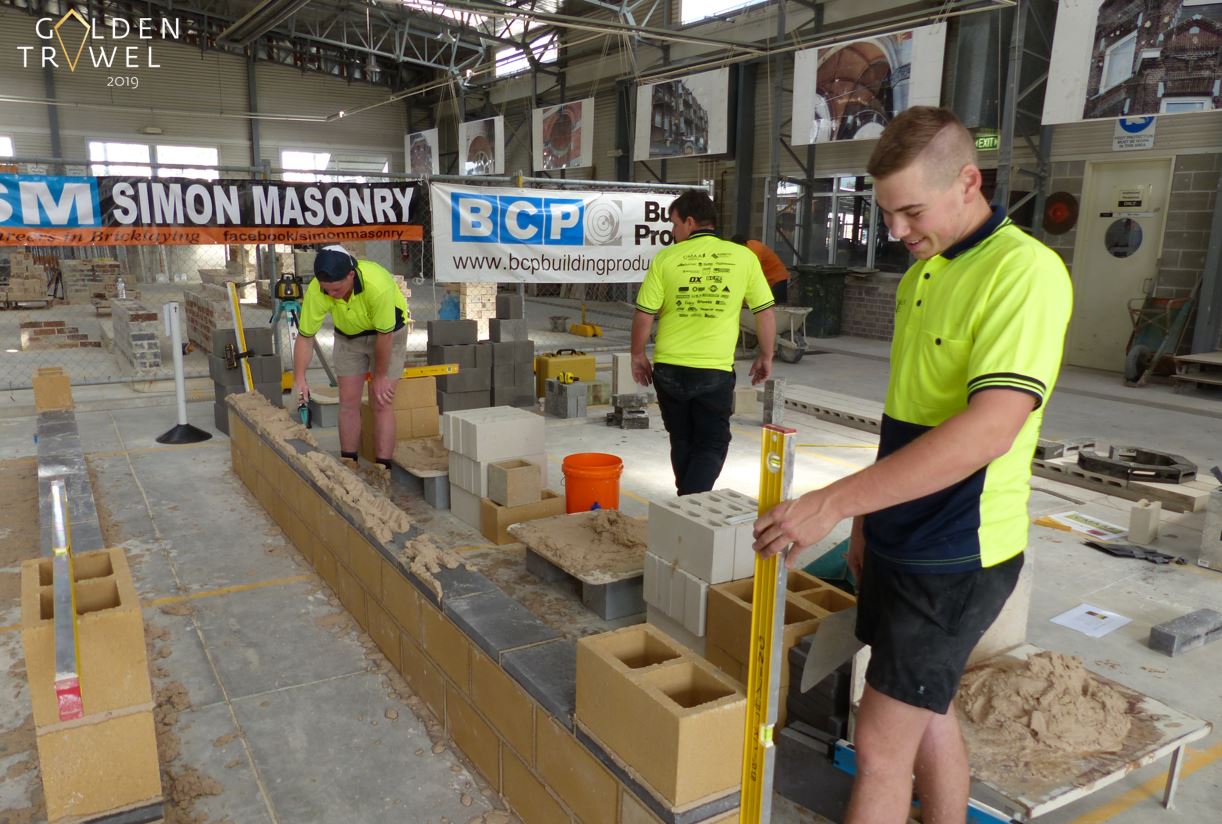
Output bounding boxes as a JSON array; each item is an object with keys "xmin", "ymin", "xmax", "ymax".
[{"xmin": 561, "ymin": 453, "xmax": 623, "ymax": 513}]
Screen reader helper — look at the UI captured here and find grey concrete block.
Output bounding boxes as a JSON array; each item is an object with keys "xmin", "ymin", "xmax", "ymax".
[
  {"xmin": 545, "ymin": 380, "xmax": 587, "ymax": 418},
  {"xmin": 423, "ymin": 474, "xmax": 450, "ymax": 510},
  {"xmin": 427, "ymin": 343, "xmax": 476, "ymax": 369},
  {"xmin": 404, "ymin": 563, "xmax": 500, "ymax": 605},
  {"xmin": 492, "ymin": 363, "xmax": 515, "ymax": 386},
  {"xmin": 436, "ymin": 390, "xmax": 489, "ymax": 413},
  {"xmin": 573, "ymin": 726, "xmax": 740, "ymax": 824},
  {"xmin": 501, "ymin": 639, "xmax": 577, "ymax": 727},
  {"xmin": 581, "ymin": 577, "xmax": 644, "ymax": 621},
  {"xmin": 496, "ymin": 293, "xmax": 524, "ymax": 319},
  {"xmin": 1149, "ymin": 609, "xmax": 1222, "ymax": 656},
  {"xmin": 525, "ymin": 549, "xmax": 571, "ymax": 583},
  {"xmin": 474, "ymin": 342, "xmax": 493, "ymax": 369},
  {"xmin": 491, "ymin": 386, "xmax": 535, "ymax": 408},
  {"xmin": 211, "ymin": 326, "xmax": 273, "ymax": 357},
  {"xmin": 426, "ymin": 319, "xmax": 478, "ymax": 346},
  {"xmin": 438, "ymin": 368, "xmax": 490, "ymax": 393},
  {"xmin": 490, "ymin": 318, "xmax": 528, "ymax": 342},
  {"xmin": 443, "ymin": 590, "xmax": 560, "ymax": 660},
  {"xmin": 214, "ymin": 400, "xmax": 231, "ymax": 435},
  {"xmin": 510, "ymin": 340, "xmax": 535, "ymax": 363},
  {"xmin": 489, "ymin": 341, "xmax": 516, "ymax": 363},
  {"xmin": 306, "ymin": 398, "xmax": 339, "ymax": 428},
  {"xmin": 775, "ymin": 724, "xmax": 852, "ymax": 822},
  {"xmin": 209, "ymin": 355, "xmax": 247, "ymax": 387}
]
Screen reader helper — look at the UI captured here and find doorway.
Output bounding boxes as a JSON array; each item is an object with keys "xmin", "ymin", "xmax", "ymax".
[{"xmin": 1067, "ymin": 157, "xmax": 1173, "ymax": 371}]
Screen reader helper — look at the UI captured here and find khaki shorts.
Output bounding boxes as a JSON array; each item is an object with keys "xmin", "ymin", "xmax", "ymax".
[{"xmin": 331, "ymin": 328, "xmax": 408, "ymax": 379}]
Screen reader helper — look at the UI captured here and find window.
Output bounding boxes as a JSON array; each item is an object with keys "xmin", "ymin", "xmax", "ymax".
[
  {"xmin": 1161, "ymin": 97, "xmax": 1213, "ymax": 114},
  {"xmin": 89, "ymin": 141, "xmax": 152, "ymax": 176},
  {"xmin": 1101, "ymin": 32, "xmax": 1136, "ymax": 93},
  {"xmin": 495, "ymin": 32, "xmax": 558, "ymax": 78},
  {"xmin": 681, "ymin": 0, "xmax": 762, "ymax": 24},
  {"xmin": 0, "ymin": 137, "xmax": 12, "ymax": 157},
  {"xmin": 155, "ymin": 145, "xmax": 219, "ymax": 179},
  {"xmin": 281, "ymin": 149, "xmax": 388, "ymax": 182}
]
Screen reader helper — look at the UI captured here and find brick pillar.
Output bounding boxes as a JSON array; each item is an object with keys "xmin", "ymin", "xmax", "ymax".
[
  {"xmin": 459, "ymin": 283, "xmax": 497, "ymax": 339},
  {"xmin": 112, "ymin": 300, "xmax": 163, "ymax": 373}
]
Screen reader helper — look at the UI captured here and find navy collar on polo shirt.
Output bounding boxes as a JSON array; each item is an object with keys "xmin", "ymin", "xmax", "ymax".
[
  {"xmin": 685, "ymin": 228, "xmax": 719, "ymax": 242},
  {"xmin": 942, "ymin": 205, "xmax": 1007, "ymax": 260}
]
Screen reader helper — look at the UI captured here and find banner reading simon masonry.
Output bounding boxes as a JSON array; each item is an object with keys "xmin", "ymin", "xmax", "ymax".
[
  {"xmin": 431, "ymin": 182, "xmax": 678, "ymax": 283},
  {"xmin": 0, "ymin": 173, "xmax": 424, "ymax": 246}
]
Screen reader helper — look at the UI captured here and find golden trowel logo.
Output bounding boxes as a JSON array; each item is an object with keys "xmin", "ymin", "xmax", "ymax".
[{"xmin": 52, "ymin": 9, "xmax": 91, "ymax": 72}]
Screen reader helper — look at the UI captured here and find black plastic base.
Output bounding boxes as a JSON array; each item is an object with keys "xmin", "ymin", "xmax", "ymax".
[{"xmin": 156, "ymin": 423, "xmax": 213, "ymax": 445}]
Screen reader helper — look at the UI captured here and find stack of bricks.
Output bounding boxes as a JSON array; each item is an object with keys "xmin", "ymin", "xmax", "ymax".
[
  {"xmin": 442, "ymin": 406, "xmax": 547, "ymax": 530},
  {"xmin": 576, "ymin": 624, "xmax": 746, "ymax": 809},
  {"xmin": 184, "ymin": 283, "xmax": 236, "ymax": 353},
  {"xmin": 763, "ymin": 377, "xmax": 786, "ymax": 425},
  {"xmin": 198, "ymin": 267, "xmax": 255, "ymax": 302},
  {"xmin": 644, "ymin": 490, "xmax": 759, "ymax": 652},
  {"xmin": 428, "ymin": 320, "xmax": 492, "ymax": 412},
  {"xmin": 607, "ymin": 353, "xmax": 652, "ymax": 429},
  {"xmin": 1, "ymin": 251, "xmax": 47, "ymax": 303},
  {"xmin": 357, "ymin": 376, "xmax": 442, "ymax": 462},
  {"xmin": 18, "ymin": 320, "xmax": 100, "ymax": 350},
  {"xmin": 489, "ymin": 294, "xmax": 536, "ymax": 407},
  {"xmin": 20, "ymin": 549, "xmax": 162, "ymax": 822},
  {"xmin": 60, "ymin": 258, "xmax": 122, "ymax": 304},
  {"xmin": 459, "ymin": 282, "xmax": 497, "ymax": 339},
  {"xmin": 545, "ymin": 379, "xmax": 587, "ymax": 418},
  {"xmin": 111, "ymin": 300, "xmax": 162, "ymax": 374},
  {"xmin": 209, "ymin": 327, "xmax": 281, "ymax": 435},
  {"xmin": 479, "ymin": 458, "xmax": 565, "ymax": 544},
  {"xmin": 705, "ymin": 570, "xmax": 856, "ymax": 727}
]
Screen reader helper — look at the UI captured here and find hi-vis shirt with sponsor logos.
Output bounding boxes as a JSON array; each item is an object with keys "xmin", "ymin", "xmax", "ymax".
[
  {"xmin": 636, "ymin": 230, "xmax": 774, "ymax": 372},
  {"xmin": 863, "ymin": 208, "xmax": 1073, "ymax": 574}
]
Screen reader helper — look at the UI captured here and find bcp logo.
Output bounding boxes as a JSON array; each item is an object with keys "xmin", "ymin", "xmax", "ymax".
[{"xmin": 452, "ymin": 194, "xmax": 586, "ymax": 245}]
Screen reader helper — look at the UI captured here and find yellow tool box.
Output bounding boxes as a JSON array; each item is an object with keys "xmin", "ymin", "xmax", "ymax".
[{"xmin": 534, "ymin": 348, "xmax": 596, "ymax": 398}]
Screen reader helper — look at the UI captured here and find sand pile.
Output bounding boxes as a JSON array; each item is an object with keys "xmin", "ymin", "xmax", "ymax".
[
  {"xmin": 959, "ymin": 651, "xmax": 1131, "ymax": 755},
  {"xmin": 393, "ymin": 436, "xmax": 449, "ymax": 472}
]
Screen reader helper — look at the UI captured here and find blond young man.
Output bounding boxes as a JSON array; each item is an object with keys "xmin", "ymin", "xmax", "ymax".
[{"xmin": 753, "ymin": 107, "xmax": 1072, "ymax": 823}]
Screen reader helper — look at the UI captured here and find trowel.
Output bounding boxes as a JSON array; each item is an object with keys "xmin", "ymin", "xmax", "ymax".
[{"xmin": 800, "ymin": 605, "xmax": 863, "ymax": 693}]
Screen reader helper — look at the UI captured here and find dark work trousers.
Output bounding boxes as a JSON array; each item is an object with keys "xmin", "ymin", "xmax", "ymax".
[
  {"xmin": 770, "ymin": 279, "xmax": 789, "ymax": 306},
  {"xmin": 652, "ymin": 363, "xmax": 736, "ymax": 495}
]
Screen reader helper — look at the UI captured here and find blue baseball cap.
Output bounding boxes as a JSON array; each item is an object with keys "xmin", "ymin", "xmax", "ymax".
[{"xmin": 314, "ymin": 246, "xmax": 357, "ymax": 282}]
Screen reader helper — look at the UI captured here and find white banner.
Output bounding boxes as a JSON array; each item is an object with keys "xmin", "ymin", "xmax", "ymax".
[{"xmin": 430, "ymin": 182, "xmax": 679, "ymax": 283}]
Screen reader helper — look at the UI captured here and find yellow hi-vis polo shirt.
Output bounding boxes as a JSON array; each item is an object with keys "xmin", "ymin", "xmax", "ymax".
[
  {"xmin": 635, "ymin": 230, "xmax": 775, "ymax": 371},
  {"xmin": 863, "ymin": 207, "xmax": 1073, "ymax": 573},
  {"xmin": 299, "ymin": 259, "xmax": 409, "ymax": 339}
]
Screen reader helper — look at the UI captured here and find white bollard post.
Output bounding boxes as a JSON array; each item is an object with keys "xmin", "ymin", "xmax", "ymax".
[{"xmin": 156, "ymin": 301, "xmax": 212, "ymax": 444}]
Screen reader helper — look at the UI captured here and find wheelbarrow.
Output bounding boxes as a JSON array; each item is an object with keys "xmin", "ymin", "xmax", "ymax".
[
  {"xmin": 740, "ymin": 305, "xmax": 811, "ymax": 364},
  {"xmin": 1124, "ymin": 285, "xmax": 1197, "ymax": 384}
]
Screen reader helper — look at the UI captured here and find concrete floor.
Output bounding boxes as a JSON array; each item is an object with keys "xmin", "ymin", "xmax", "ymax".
[{"xmin": 0, "ymin": 328, "xmax": 1219, "ymax": 824}]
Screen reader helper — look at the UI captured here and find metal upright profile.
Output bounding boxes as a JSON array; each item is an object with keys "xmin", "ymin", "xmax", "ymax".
[{"xmin": 50, "ymin": 479, "xmax": 84, "ymax": 721}]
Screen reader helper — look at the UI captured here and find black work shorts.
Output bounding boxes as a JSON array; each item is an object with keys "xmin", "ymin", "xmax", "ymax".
[{"xmin": 855, "ymin": 551, "xmax": 1024, "ymax": 713}]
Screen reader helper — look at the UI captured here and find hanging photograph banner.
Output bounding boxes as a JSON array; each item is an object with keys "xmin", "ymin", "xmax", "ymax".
[
  {"xmin": 458, "ymin": 116, "xmax": 505, "ymax": 176},
  {"xmin": 406, "ymin": 129, "xmax": 440, "ymax": 175},
  {"xmin": 791, "ymin": 23, "xmax": 946, "ymax": 144},
  {"xmin": 634, "ymin": 68, "xmax": 731, "ymax": 160},
  {"xmin": 430, "ymin": 182, "xmax": 680, "ymax": 283},
  {"xmin": 532, "ymin": 98, "xmax": 594, "ymax": 171},
  {"xmin": 0, "ymin": 173, "xmax": 424, "ymax": 245},
  {"xmin": 1044, "ymin": 0, "xmax": 1222, "ymax": 124}
]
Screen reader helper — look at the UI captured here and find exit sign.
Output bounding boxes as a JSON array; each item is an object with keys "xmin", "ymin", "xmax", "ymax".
[{"xmin": 975, "ymin": 134, "xmax": 999, "ymax": 151}]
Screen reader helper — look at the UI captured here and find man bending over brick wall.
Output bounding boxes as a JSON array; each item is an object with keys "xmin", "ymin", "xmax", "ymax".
[{"xmin": 293, "ymin": 245, "xmax": 410, "ymax": 471}]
